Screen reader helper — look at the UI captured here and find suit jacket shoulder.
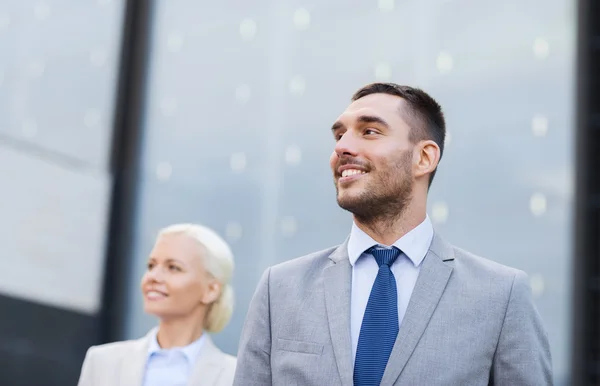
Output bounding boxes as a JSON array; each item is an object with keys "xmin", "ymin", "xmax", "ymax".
[
  {"xmin": 77, "ymin": 336, "xmax": 148, "ymax": 386},
  {"xmin": 86, "ymin": 337, "xmax": 147, "ymax": 359},
  {"xmin": 269, "ymin": 245, "xmax": 340, "ymax": 279},
  {"xmin": 429, "ymin": 232, "xmax": 523, "ymax": 286},
  {"xmin": 451, "ymin": 244, "xmax": 521, "ymax": 276},
  {"xmin": 447, "ymin": 243, "xmax": 528, "ymax": 302}
]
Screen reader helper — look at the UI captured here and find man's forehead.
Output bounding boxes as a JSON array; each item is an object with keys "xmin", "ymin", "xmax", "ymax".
[{"xmin": 338, "ymin": 93, "xmax": 406, "ymax": 121}]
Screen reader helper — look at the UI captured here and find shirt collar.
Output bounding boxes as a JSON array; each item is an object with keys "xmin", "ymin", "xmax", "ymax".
[
  {"xmin": 347, "ymin": 215, "xmax": 434, "ymax": 267},
  {"xmin": 147, "ymin": 327, "xmax": 207, "ymax": 364}
]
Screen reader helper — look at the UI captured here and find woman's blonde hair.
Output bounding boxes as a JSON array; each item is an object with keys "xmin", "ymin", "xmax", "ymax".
[{"xmin": 158, "ymin": 223, "xmax": 235, "ymax": 333}]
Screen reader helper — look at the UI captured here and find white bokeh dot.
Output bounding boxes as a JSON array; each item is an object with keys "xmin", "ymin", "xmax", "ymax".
[
  {"xmin": 225, "ymin": 222, "xmax": 243, "ymax": 242},
  {"xmin": 436, "ymin": 51, "xmax": 453, "ymax": 73},
  {"xmin": 240, "ymin": 19, "xmax": 257, "ymax": 40},
  {"xmin": 530, "ymin": 273, "xmax": 545, "ymax": 297},
  {"xmin": 89, "ymin": 49, "xmax": 107, "ymax": 68},
  {"xmin": 34, "ymin": 2, "xmax": 51, "ymax": 20},
  {"xmin": 156, "ymin": 162, "xmax": 172, "ymax": 181},
  {"xmin": 281, "ymin": 216, "xmax": 298, "ymax": 236},
  {"xmin": 374, "ymin": 62, "xmax": 392, "ymax": 81},
  {"xmin": 22, "ymin": 119, "xmax": 38, "ymax": 138},
  {"xmin": 285, "ymin": 145, "xmax": 302, "ymax": 166},
  {"xmin": 293, "ymin": 8, "xmax": 310, "ymax": 30},
  {"xmin": 235, "ymin": 84, "xmax": 251, "ymax": 104},
  {"xmin": 28, "ymin": 60, "xmax": 45, "ymax": 77},
  {"xmin": 533, "ymin": 38, "xmax": 550, "ymax": 59},
  {"xmin": 84, "ymin": 109, "xmax": 101, "ymax": 128},
  {"xmin": 532, "ymin": 114, "xmax": 548, "ymax": 137},
  {"xmin": 431, "ymin": 201, "xmax": 449, "ymax": 224},
  {"xmin": 159, "ymin": 97, "xmax": 178, "ymax": 116},
  {"xmin": 167, "ymin": 33, "xmax": 184, "ymax": 52},
  {"xmin": 378, "ymin": 0, "xmax": 395, "ymax": 12},
  {"xmin": 0, "ymin": 13, "xmax": 11, "ymax": 30},
  {"xmin": 230, "ymin": 152, "xmax": 247, "ymax": 172},
  {"xmin": 289, "ymin": 76, "xmax": 306, "ymax": 96},
  {"xmin": 529, "ymin": 193, "xmax": 547, "ymax": 216}
]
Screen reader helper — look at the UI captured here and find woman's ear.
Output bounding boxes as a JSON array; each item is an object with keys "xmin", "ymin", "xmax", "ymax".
[{"xmin": 201, "ymin": 280, "xmax": 221, "ymax": 305}]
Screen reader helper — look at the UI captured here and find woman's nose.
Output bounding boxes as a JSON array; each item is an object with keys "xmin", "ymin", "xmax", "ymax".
[{"xmin": 146, "ymin": 267, "xmax": 164, "ymax": 282}]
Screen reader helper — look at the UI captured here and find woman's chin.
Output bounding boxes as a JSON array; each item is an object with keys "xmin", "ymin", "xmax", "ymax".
[{"xmin": 144, "ymin": 305, "xmax": 169, "ymax": 319}]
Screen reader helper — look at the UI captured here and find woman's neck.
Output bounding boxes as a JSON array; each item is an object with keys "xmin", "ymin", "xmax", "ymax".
[{"xmin": 156, "ymin": 316, "xmax": 204, "ymax": 349}]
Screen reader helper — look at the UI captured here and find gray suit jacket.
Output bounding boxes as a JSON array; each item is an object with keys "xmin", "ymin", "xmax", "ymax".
[
  {"xmin": 233, "ymin": 233, "xmax": 552, "ymax": 385},
  {"xmin": 78, "ymin": 330, "xmax": 236, "ymax": 386}
]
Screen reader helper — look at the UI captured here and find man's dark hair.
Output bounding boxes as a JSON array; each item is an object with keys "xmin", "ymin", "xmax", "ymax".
[{"xmin": 351, "ymin": 82, "xmax": 446, "ymax": 187}]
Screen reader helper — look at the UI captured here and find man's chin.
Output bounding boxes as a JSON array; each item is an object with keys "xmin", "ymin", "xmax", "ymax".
[{"xmin": 336, "ymin": 194, "xmax": 367, "ymax": 213}]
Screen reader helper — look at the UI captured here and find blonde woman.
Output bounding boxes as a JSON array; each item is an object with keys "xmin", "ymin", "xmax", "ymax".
[{"xmin": 78, "ymin": 223, "xmax": 236, "ymax": 386}]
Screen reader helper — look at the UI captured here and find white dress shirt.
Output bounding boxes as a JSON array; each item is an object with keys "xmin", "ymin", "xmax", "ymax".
[
  {"xmin": 347, "ymin": 215, "xmax": 434, "ymax": 363},
  {"xmin": 143, "ymin": 328, "xmax": 206, "ymax": 386}
]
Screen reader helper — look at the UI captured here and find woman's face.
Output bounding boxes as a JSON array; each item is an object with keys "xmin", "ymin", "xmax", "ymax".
[{"xmin": 141, "ymin": 233, "xmax": 220, "ymax": 321}]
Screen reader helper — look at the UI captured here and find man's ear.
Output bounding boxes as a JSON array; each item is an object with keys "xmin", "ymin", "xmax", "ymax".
[{"xmin": 414, "ymin": 140, "xmax": 440, "ymax": 179}]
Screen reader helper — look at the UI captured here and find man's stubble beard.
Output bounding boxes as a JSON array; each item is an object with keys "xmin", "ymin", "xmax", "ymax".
[{"xmin": 335, "ymin": 151, "xmax": 413, "ymax": 227}]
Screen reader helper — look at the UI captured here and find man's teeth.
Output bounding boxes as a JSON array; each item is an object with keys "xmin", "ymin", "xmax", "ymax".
[{"xmin": 341, "ymin": 169, "xmax": 366, "ymax": 177}]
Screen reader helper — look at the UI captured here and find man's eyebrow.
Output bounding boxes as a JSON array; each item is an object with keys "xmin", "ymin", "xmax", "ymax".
[
  {"xmin": 331, "ymin": 115, "xmax": 389, "ymax": 133},
  {"xmin": 356, "ymin": 115, "xmax": 389, "ymax": 127},
  {"xmin": 331, "ymin": 121, "xmax": 345, "ymax": 132}
]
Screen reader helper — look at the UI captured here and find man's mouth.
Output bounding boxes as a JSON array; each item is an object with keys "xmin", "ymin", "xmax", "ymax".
[
  {"xmin": 339, "ymin": 168, "xmax": 368, "ymax": 184},
  {"xmin": 341, "ymin": 169, "xmax": 367, "ymax": 178}
]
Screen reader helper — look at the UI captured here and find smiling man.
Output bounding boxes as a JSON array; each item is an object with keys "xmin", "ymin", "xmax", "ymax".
[{"xmin": 233, "ymin": 83, "xmax": 553, "ymax": 386}]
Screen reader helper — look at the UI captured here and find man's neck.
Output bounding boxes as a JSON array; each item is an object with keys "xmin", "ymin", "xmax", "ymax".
[{"xmin": 354, "ymin": 208, "xmax": 426, "ymax": 246}]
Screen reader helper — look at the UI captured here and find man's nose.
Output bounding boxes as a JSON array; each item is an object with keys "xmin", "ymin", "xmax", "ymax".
[{"xmin": 334, "ymin": 131, "xmax": 359, "ymax": 157}]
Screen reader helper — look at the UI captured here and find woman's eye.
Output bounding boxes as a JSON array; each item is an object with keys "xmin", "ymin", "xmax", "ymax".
[{"xmin": 169, "ymin": 265, "xmax": 181, "ymax": 271}]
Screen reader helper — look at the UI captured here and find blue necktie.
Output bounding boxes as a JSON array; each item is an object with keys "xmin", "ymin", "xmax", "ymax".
[{"xmin": 354, "ymin": 246, "xmax": 401, "ymax": 386}]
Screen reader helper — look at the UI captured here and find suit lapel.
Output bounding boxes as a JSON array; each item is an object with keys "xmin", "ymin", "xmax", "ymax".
[
  {"xmin": 189, "ymin": 335, "xmax": 224, "ymax": 386},
  {"xmin": 119, "ymin": 332, "xmax": 151, "ymax": 386},
  {"xmin": 323, "ymin": 240, "xmax": 354, "ymax": 386},
  {"xmin": 380, "ymin": 233, "xmax": 455, "ymax": 385}
]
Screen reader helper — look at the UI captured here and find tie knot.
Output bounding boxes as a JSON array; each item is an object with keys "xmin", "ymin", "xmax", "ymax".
[{"xmin": 368, "ymin": 247, "xmax": 401, "ymax": 267}]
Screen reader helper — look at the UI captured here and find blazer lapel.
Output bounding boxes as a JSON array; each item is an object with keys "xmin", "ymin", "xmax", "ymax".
[
  {"xmin": 380, "ymin": 233, "xmax": 455, "ymax": 385},
  {"xmin": 189, "ymin": 335, "xmax": 224, "ymax": 386},
  {"xmin": 119, "ymin": 331, "xmax": 152, "ymax": 386},
  {"xmin": 323, "ymin": 239, "xmax": 354, "ymax": 386}
]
